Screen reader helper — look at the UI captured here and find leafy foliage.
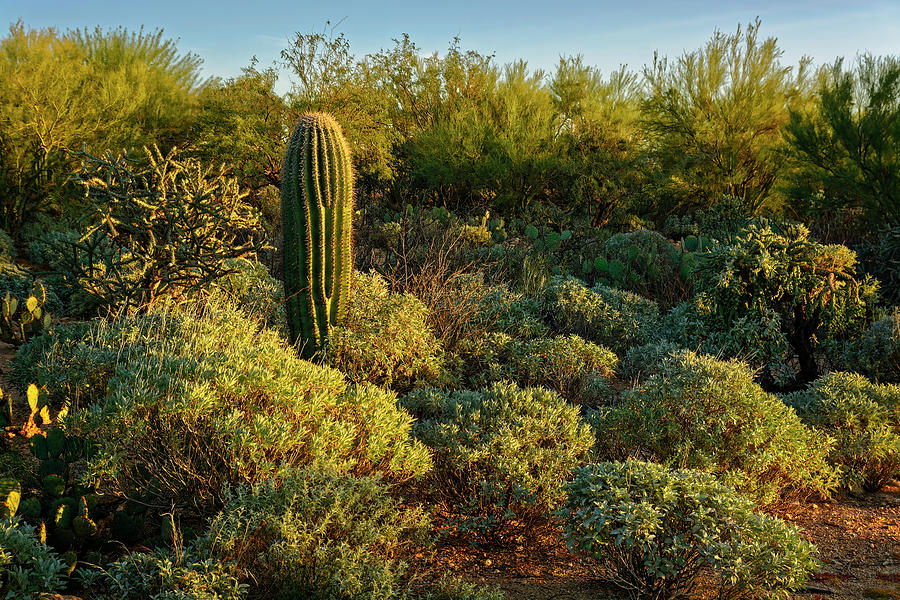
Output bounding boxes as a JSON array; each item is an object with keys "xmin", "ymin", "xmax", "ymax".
[
  {"xmin": 467, "ymin": 333, "xmax": 617, "ymax": 405},
  {"xmin": 327, "ymin": 272, "xmax": 447, "ymax": 392},
  {"xmin": 204, "ymin": 469, "xmax": 427, "ymax": 600},
  {"xmin": 19, "ymin": 297, "xmax": 431, "ymax": 509},
  {"xmin": 560, "ymin": 461, "xmax": 818, "ymax": 600},
  {"xmin": 839, "ymin": 313, "xmax": 900, "ymax": 384},
  {"xmin": 785, "ymin": 372, "xmax": 900, "ymax": 491},
  {"xmin": 590, "ymin": 352, "xmax": 837, "ymax": 506},
  {"xmin": 91, "ymin": 545, "xmax": 246, "ymax": 600},
  {"xmin": 689, "ymin": 221, "xmax": 875, "ymax": 383},
  {"xmin": 0, "ymin": 22, "xmax": 202, "ymax": 231},
  {"xmin": 642, "ymin": 19, "xmax": 811, "ymax": 215},
  {"xmin": 0, "ymin": 517, "xmax": 68, "ymax": 597},
  {"xmin": 785, "ymin": 54, "xmax": 900, "ymax": 229},
  {"xmin": 543, "ymin": 276, "xmax": 660, "ymax": 355},
  {"xmin": 403, "ymin": 382, "xmax": 592, "ymax": 542}
]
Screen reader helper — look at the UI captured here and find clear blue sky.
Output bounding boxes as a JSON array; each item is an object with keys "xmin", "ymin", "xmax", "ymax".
[{"xmin": 3, "ymin": 0, "xmax": 898, "ymax": 94}]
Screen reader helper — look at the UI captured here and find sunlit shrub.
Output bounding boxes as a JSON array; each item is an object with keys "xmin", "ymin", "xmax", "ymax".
[
  {"xmin": 19, "ymin": 298, "xmax": 432, "ymax": 509},
  {"xmin": 467, "ymin": 333, "xmax": 616, "ymax": 404},
  {"xmin": 327, "ymin": 272, "xmax": 447, "ymax": 393},
  {"xmin": 589, "ymin": 352, "xmax": 837, "ymax": 506},
  {"xmin": 559, "ymin": 461, "xmax": 818, "ymax": 600},
  {"xmin": 416, "ymin": 575, "xmax": 504, "ymax": 600},
  {"xmin": 784, "ymin": 372, "xmax": 900, "ymax": 491},
  {"xmin": 208, "ymin": 258, "xmax": 285, "ymax": 331},
  {"xmin": 90, "ymin": 546, "xmax": 245, "ymax": 600},
  {"xmin": 403, "ymin": 382, "xmax": 593, "ymax": 541},
  {"xmin": 543, "ymin": 276, "xmax": 660, "ymax": 355},
  {"xmin": 204, "ymin": 470, "xmax": 427, "ymax": 600}
]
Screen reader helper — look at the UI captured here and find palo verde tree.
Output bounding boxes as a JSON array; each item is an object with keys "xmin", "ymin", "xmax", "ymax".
[
  {"xmin": 0, "ymin": 22, "xmax": 203, "ymax": 231},
  {"xmin": 641, "ymin": 19, "xmax": 812, "ymax": 217},
  {"xmin": 784, "ymin": 54, "xmax": 900, "ymax": 229},
  {"xmin": 550, "ymin": 57, "xmax": 644, "ymax": 226}
]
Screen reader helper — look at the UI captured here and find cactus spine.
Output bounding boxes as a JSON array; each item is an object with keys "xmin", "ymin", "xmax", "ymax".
[{"xmin": 281, "ymin": 113, "xmax": 354, "ymax": 358}]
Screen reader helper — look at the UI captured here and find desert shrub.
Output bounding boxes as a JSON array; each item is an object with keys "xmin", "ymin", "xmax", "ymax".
[
  {"xmin": 694, "ymin": 195, "xmax": 753, "ymax": 242},
  {"xmin": 479, "ymin": 283, "xmax": 548, "ymax": 340},
  {"xmin": 27, "ymin": 228, "xmax": 79, "ymax": 269},
  {"xmin": 663, "ymin": 214, "xmax": 700, "ymax": 239},
  {"xmin": 403, "ymin": 382, "xmax": 593, "ymax": 541},
  {"xmin": 839, "ymin": 313, "xmax": 900, "ymax": 384},
  {"xmin": 327, "ymin": 272, "xmax": 447, "ymax": 392},
  {"xmin": 208, "ymin": 258, "xmax": 285, "ymax": 330},
  {"xmin": 543, "ymin": 276, "xmax": 660, "ymax": 355},
  {"xmin": 784, "ymin": 372, "xmax": 900, "ymax": 491},
  {"xmin": 468, "ymin": 334, "xmax": 616, "ymax": 405},
  {"xmin": 590, "ymin": 352, "xmax": 837, "ymax": 506},
  {"xmin": 691, "ymin": 222, "xmax": 876, "ymax": 384},
  {"xmin": 204, "ymin": 469, "xmax": 427, "ymax": 600},
  {"xmin": 598, "ymin": 229, "xmax": 689, "ymax": 305},
  {"xmin": 662, "ymin": 298, "xmax": 792, "ymax": 384},
  {"xmin": 619, "ymin": 340, "xmax": 684, "ymax": 382},
  {"xmin": 559, "ymin": 461, "xmax": 818, "ymax": 600},
  {"xmin": 0, "ymin": 229, "xmax": 14, "ymax": 262},
  {"xmin": 417, "ymin": 575, "xmax": 504, "ymax": 600},
  {"xmin": 858, "ymin": 227, "xmax": 900, "ymax": 305},
  {"xmin": 0, "ymin": 517, "xmax": 68, "ymax": 597},
  {"xmin": 91, "ymin": 546, "xmax": 246, "ymax": 600},
  {"xmin": 20, "ymin": 298, "xmax": 432, "ymax": 510}
]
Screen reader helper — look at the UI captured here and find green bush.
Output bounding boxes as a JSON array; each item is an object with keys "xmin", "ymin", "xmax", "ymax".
[
  {"xmin": 12, "ymin": 321, "xmax": 99, "ymax": 408},
  {"xmin": 543, "ymin": 276, "xmax": 660, "ymax": 355},
  {"xmin": 590, "ymin": 352, "xmax": 837, "ymax": 506},
  {"xmin": 618, "ymin": 340, "xmax": 683, "ymax": 382},
  {"xmin": 467, "ymin": 333, "xmax": 617, "ymax": 405},
  {"xmin": 0, "ymin": 517, "xmax": 68, "ymax": 597},
  {"xmin": 559, "ymin": 461, "xmax": 818, "ymax": 600},
  {"xmin": 0, "ymin": 262, "xmax": 64, "ymax": 316},
  {"xmin": 19, "ymin": 298, "xmax": 432, "ymax": 510},
  {"xmin": 859, "ymin": 227, "xmax": 900, "ymax": 305},
  {"xmin": 662, "ymin": 298, "xmax": 792, "ymax": 384},
  {"xmin": 208, "ymin": 258, "xmax": 285, "ymax": 331},
  {"xmin": 416, "ymin": 575, "xmax": 504, "ymax": 600},
  {"xmin": 784, "ymin": 372, "xmax": 900, "ymax": 491},
  {"xmin": 89, "ymin": 546, "xmax": 246, "ymax": 600},
  {"xmin": 326, "ymin": 272, "xmax": 447, "ymax": 393},
  {"xmin": 599, "ymin": 229, "xmax": 687, "ymax": 303},
  {"xmin": 840, "ymin": 313, "xmax": 900, "ymax": 384},
  {"xmin": 480, "ymin": 286, "xmax": 547, "ymax": 340},
  {"xmin": 403, "ymin": 382, "xmax": 593, "ymax": 541},
  {"xmin": 204, "ymin": 470, "xmax": 427, "ymax": 600}
]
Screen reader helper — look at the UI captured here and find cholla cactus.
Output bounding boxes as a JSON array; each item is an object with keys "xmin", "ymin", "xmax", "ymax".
[{"xmin": 281, "ymin": 113, "xmax": 354, "ymax": 358}]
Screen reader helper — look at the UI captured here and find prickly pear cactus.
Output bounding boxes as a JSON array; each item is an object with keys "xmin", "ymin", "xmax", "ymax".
[{"xmin": 281, "ymin": 113, "xmax": 354, "ymax": 359}]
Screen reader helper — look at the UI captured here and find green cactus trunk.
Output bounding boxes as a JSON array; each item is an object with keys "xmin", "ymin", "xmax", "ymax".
[{"xmin": 281, "ymin": 113, "xmax": 354, "ymax": 359}]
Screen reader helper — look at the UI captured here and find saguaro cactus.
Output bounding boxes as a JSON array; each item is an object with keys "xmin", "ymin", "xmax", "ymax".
[{"xmin": 281, "ymin": 113, "xmax": 354, "ymax": 358}]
